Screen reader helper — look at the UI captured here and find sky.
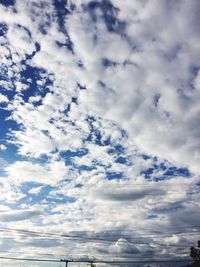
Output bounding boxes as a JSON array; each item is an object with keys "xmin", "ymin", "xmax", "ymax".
[{"xmin": 0, "ymin": 0, "xmax": 200, "ymax": 266}]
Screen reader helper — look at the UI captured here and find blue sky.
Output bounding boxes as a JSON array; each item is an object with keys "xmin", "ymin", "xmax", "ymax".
[{"xmin": 0, "ymin": 0, "xmax": 200, "ymax": 266}]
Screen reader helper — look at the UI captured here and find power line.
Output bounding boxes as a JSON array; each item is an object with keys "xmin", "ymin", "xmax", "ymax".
[
  {"xmin": 1, "ymin": 225, "xmax": 200, "ymax": 236},
  {"xmin": 0, "ymin": 237, "xmax": 195, "ymax": 250},
  {"xmin": 64, "ymin": 259, "xmax": 193, "ymax": 264},
  {"xmin": 0, "ymin": 255, "xmax": 193, "ymax": 264},
  {"xmin": 0, "ymin": 226, "xmax": 199, "ymax": 244},
  {"xmin": 0, "ymin": 238, "xmax": 197, "ymax": 255},
  {"xmin": 0, "ymin": 236, "xmax": 190, "ymax": 247},
  {"xmin": 0, "ymin": 227, "xmax": 115, "ymax": 243},
  {"xmin": 0, "ymin": 256, "xmax": 59, "ymax": 262},
  {"xmin": 0, "ymin": 250, "xmax": 190, "ymax": 259}
]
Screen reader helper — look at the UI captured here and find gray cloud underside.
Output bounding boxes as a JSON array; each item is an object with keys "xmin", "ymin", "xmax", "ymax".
[
  {"xmin": 0, "ymin": 209, "xmax": 43, "ymax": 222},
  {"xmin": 96, "ymin": 188, "xmax": 165, "ymax": 201}
]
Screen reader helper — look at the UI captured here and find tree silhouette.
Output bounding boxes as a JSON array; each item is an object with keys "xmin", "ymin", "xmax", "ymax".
[{"xmin": 190, "ymin": 241, "xmax": 200, "ymax": 262}]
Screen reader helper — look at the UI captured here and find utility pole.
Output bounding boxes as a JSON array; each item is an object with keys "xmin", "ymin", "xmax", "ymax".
[
  {"xmin": 60, "ymin": 259, "xmax": 69, "ymax": 267},
  {"xmin": 87, "ymin": 262, "xmax": 96, "ymax": 267}
]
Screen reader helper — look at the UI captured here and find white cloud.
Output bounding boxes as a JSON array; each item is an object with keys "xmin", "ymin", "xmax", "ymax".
[
  {"xmin": 6, "ymin": 24, "xmax": 36, "ymax": 57},
  {"xmin": 11, "ymin": 128, "xmax": 55, "ymax": 157},
  {"xmin": 0, "ymin": 144, "xmax": 7, "ymax": 151},
  {"xmin": 6, "ymin": 160, "xmax": 69, "ymax": 185},
  {"xmin": 0, "ymin": 208, "xmax": 43, "ymax": 222},
  {"xmin": 0, "ymin": 93, "xmax": 8, "ymax": 103},
  {"xmin": 65, "ymin": 0, "xmax": 200, "ymax": 174},
  {"xmin": 193, "ymin": 70, "xmax": 200, "ymax": 90},
  {"xmin": 109, "ymin": 238, "xmax": 139, "ymax": 254},
  {"xmin": 0, "ymin": 178, "xmax": 25, "ymax": 203},
  {"xmin": 0, "ymin": 80, "xmax": 13, "ymax": 91},
  {"xmin": 28, "ymin": 186, "xmax": 43, "ymax": 195}
]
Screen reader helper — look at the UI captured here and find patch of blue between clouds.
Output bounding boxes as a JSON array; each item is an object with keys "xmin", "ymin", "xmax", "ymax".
[
  {"xmin": 29, "ymin": 1, "xmax": 53, "ymax": 35},
  {"xmin": 60, "ymin": 120, "xmax": 129, "ymax": 181},
  {"xmin": 46, "ymin": 194, "xmax": 76, "ymax": 206},
  {"xmin": 0, "ymin": 107, "xmax": 20, "ymax": 163},
  {"xmin": 22, "ymin": 41, "xmax": 40, "ymax": 61},
  {"xmin": 86, "ymin": 0, "xmax": 126, "ymax": 34},
  {"xmin": 106, "ymin": 171, "xmax": 123, "ymax": 180},
  {"xmin": 19, "ymin": 183, "xmax": 53, "ymax": 206},
  {"xmin": 154, "ymin": 202, "xmax": 185, "ymax": 214},
  {"xmin": 77, "ymin": 82, "xmax": 87, "ymax": 90},
  {"xmin": 153, "ymin": 93, "xmax": 161, "ymax": 108},
  {"xmin": 0, "ymin": 144, "xmax": 19, "ymax": 164},
  {"xmin": 108, "ymin": 145, "xmax": 131, "ymax": 166},
  {"xmin": 53, "ymin": 0, "xmax": 75, "ymax": 52},
  {"xmin": 75, "ymin": 183, "xmax": 83, "ymax": 188},
  {"xmin": 141, "ymin": 159, "xmax": 191, "ymax": 181},
  {"xmin": 86, "ymin": 116, "xmax": 127, "ymax": 147},
  {"xmin": 85, "ymin": 116, "xmax": 103, "ymax": 146},
  {"xmin": 19, "ymin": 182, "xmax": 76, "ymax": 207},
  {"xmin": 190, "ymin": 66, "xmax": 200, "ymax": 90},
  {"xmin": 0, "ymin": 23, "xmax": 8, "ymax": 36},
  {"xmin": 147, "ymin": 214, "xmax": 158, "ymax": 220},
  {"xmin": 0, "ymin": 64, "xmax": 55, "ymax": 163},
  {"xmin": 78, "ymin": 165, "xmax": 95, "ymax": 172},
  {"xmin": 20, "ymin": 65, "xmax": 52, "ymax": 102},
  {"xmin": 102, "ymin": 58, "xmax": 118, "ymax": 67},
  {"xmin": 60, "ymin": 148, "xmax": 88, "ymax": 165},
  {"xmin": 0, "ymin": 0, "xmax": 15, "ymax": 7},
  {"xmin": 60, "ymin": 148, "xmax": 97, "ymax": 175}
]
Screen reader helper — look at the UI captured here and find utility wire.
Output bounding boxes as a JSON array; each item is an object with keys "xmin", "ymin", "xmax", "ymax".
[
  {"xmin": 0, "ymin": 235, "xmax": 194, "ymax": 246},
  {"xmin": 0, "ymin": 226, "xmax": 199, "ymax": 249},
  {"xmin": 0, "ymin": 226, "xmax": 199, "ymax": 241},
  {"xmin": 0, "ymin": 256, "xmax": 59, "ymax": 262},
  {"xmin": 0, "ymin": 257, "xmax": 192, "ymax": 264},
  {"xmin": 0, "ymin": 250, "xmax": 190, "ymax": 259},
  {"xmin": 0, "ymin": 236, "xmax": 195, "ymax": 250},
  {"xmin": 0, "ymin": 256, "xmax": 193, "ymax": 264}
]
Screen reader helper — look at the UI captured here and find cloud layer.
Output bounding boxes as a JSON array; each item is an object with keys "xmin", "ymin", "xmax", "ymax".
[{"xmin": 0, "ymin": 0, "xmax": 199, "ymax": 266}]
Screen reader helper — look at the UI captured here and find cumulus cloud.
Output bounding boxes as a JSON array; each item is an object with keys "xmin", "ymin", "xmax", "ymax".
[
  {"xmin": 28, "ymin": 186, "xmax": 43, "ymax": 195},
  {"xmin": 65, "ymin": 0, "xmax": 200, "ymax": 173},
  {"xmin": 5, "ymin": 160, "xmax": 69, "ymax": 185},
  {"xmin": 0, "ymin": 144, "xmax": 7, "ymax": 151},
  {"xmin": 0, "ymin": 93, "xmax": 8, "ymax": 103},
  {"xmin": 0, "ymin": 208, "xmax": 43, "ymax": 222},
  {"xmin": 0, "ymin": 179, "xmax": 25, "ymax": 203},
  {"xmin": 109, "ymin": 238, "xmax": 140, "ymax": 255}
]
